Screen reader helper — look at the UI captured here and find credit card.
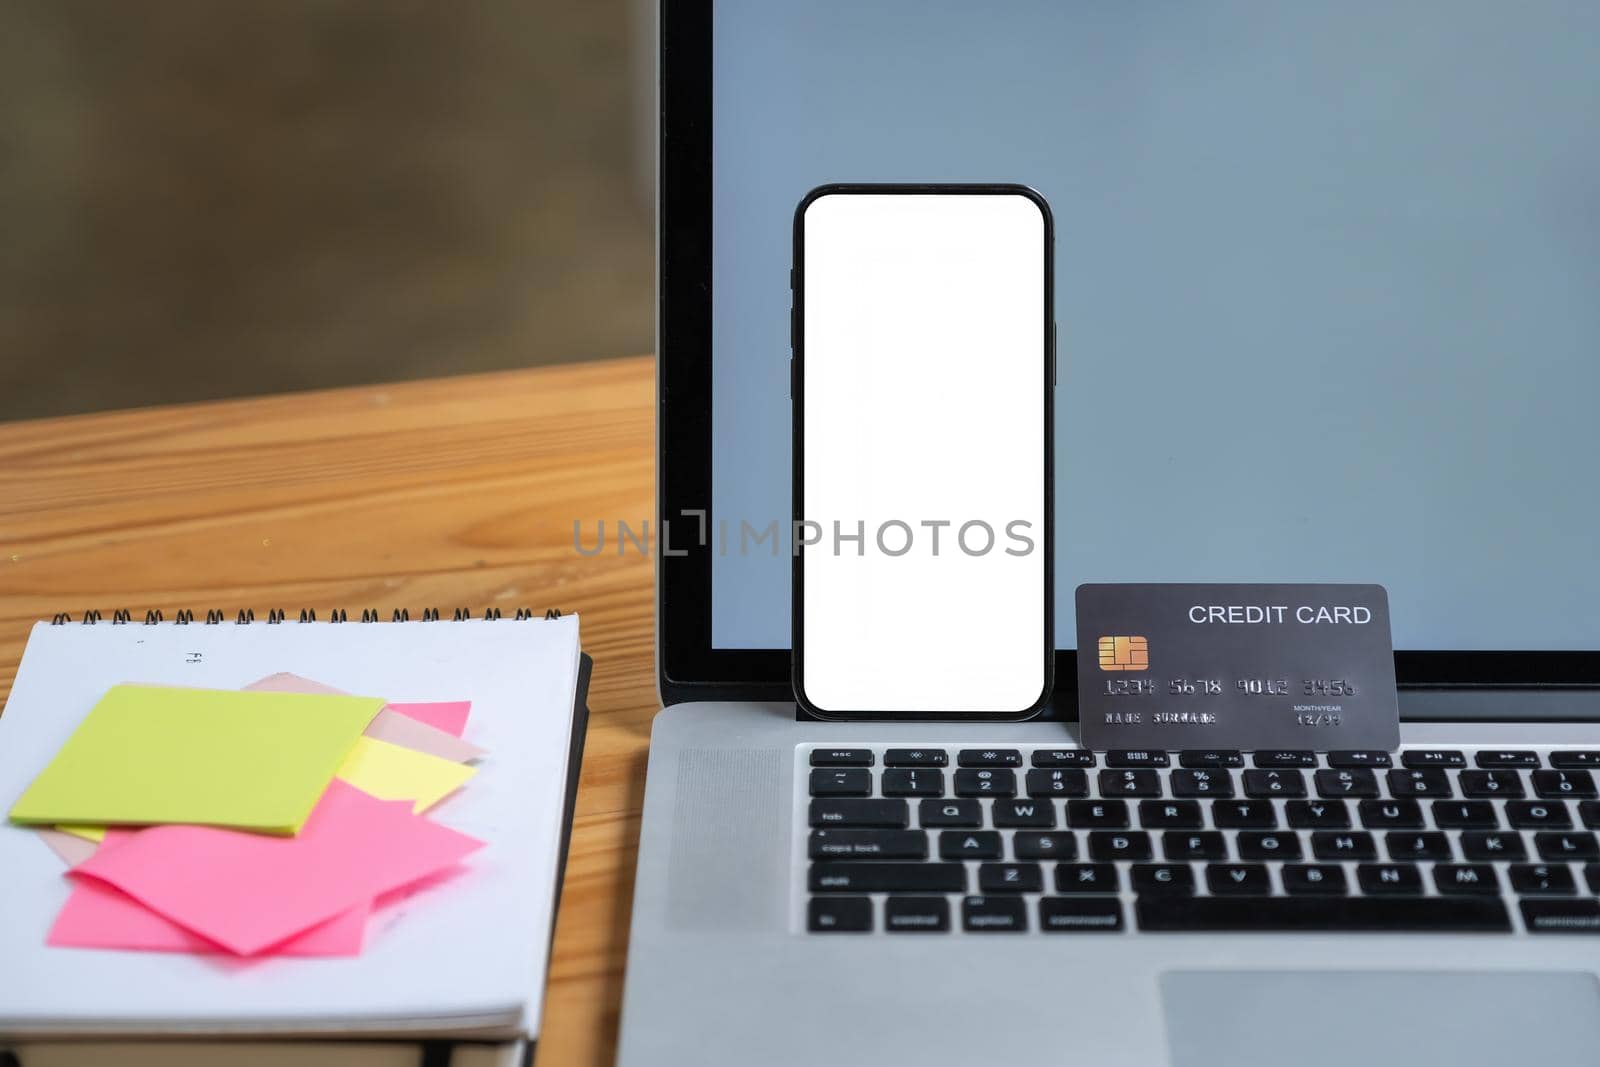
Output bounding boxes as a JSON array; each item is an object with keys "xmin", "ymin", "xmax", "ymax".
[{"xmin": 1076, "ymin": 583, "xmax": 1399, "ymax": 752}]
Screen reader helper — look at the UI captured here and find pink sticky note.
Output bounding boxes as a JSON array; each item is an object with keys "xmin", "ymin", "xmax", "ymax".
[
  {"xmin": 73, "ymin": 781, "xmax": 483, "ymax": 955},
  {"xmin": 385, "ymin": 701, "xmax": 471, "ymax": 738},
  {"xmin": 48, "ymin": 878, "xmax": 370, "ymax": 957},
  {"xmin": 37, "ymin": 828, "xmax": 98, "ymax": 869}
]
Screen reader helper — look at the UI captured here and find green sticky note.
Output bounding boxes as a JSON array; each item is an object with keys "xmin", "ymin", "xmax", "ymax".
[{"xmin": 9, "ymin": 685, "xmax": 384, "ymax": 835}]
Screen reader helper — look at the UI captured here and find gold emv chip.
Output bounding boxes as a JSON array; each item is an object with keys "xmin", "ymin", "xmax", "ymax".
[{"xmin": 1097, "ymin": 635, "xmax": 1148, "ymax": 672}]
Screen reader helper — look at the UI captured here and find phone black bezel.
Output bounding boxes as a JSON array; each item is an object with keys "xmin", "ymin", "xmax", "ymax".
[{"xmin": 790, "ymin": 183, "xmax": 1056, "ymax": 721}]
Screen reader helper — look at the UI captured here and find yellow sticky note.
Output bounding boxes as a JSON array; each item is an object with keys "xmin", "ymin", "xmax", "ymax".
[
  {"xmin": 9, "ymin": 685, "xmax": 384, "ymax": 834},
  {"xmin": 56, "ymin": 824, "xmax": 106, "ymax": 843},
  {"xmin": 335, "ymin": 736, "xmax": 476, "ymax": 813}
]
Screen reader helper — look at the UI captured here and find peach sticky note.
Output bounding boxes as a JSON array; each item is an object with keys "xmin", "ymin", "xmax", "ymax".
[
  {"xmin": 385, "ymin": 701, "xmax": 471, "ymax": 738},
  {"xmin": 9, "ymin": 686, "xmax": 384, "ymax": 834},
  {"xmin": 73, "ymin": 780, "xmax": 483, "ymax": 955},
  {"xmin": 37, "ymin": 828, "xmax": 98, "ymax": 868},
  {"xmin": 242, "ymin": 674, "xmax": 484, "ymax": 763},
  {"xmin": 335, "ymin": 736, "xmax": 476, "ymax": 813}
]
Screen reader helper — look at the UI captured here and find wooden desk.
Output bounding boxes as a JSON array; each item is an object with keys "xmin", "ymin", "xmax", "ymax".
[{"xmin": 0, "ymin": 355, "xmax": 658, "ymax": 1065}]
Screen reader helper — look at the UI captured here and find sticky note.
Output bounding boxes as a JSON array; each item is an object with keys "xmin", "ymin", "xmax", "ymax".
[
  {"xmin": 73, "ymin": 780, "xmax": 483, "ymax": 955},
  {"xmin": 56, "ymin": 825, "xmax": 105, "ymax": 843},
  {"xmin": 366, "ymin": 709, "xmax": 486, "ymax": 764},
  {"xmin": 8, "ymin": 686, "xmax": 384, "ymax": 834},
  {"xmin": 36, "ymin": 828, "xmax": 98, "ymax": 868},
  {"xmin": 242, "ymin": 672, "xmax": 348, "ymax": 696},
  {"xmin": 49, "ymin": 877, "xmax": 369, "ymax": 957},
  {"xmin": 386, "ymin": 701, "xmax": 472, "ymax": 738},
  {"xmin": 335, "ymin": 736, "xmax": 476, "ymax": 813}
]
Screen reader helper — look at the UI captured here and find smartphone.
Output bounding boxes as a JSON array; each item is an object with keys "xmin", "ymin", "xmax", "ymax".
[{"xmin": 792, "ymin": 184, "xmax": 1054, "ymax": 719}]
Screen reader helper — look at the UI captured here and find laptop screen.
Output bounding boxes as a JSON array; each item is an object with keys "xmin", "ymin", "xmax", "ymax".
[{"xmin": 708, "ymin": 0, "xmax": 1600, "ymax": 655}]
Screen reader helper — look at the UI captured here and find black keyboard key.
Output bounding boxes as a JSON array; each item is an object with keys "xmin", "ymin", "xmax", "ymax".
[
  {"xmin": 1207, "ymin": 863, "xmax": 1270, "ymax": 895},
  {"xmin": 1105, "ymin": 750, "xmax": 1170, "ymax": 768},
  {"xmin": 808, "ymin": 896, "xmax": 872, "ymax": 932},
  {"xmin": 954, "ymin": 768, "xmax": 1016, "ymax": 797},
  {"xmin": 1025, "ymin": 768, "xmax": 1089, "ymax": 797},
  {"xmin": 1139, "ymin": 800, "xmax": 1203, "ymax": 829},
  {"xmin": 962, "ymin": 895, "xmax": 1027, "ymax": 931},
  {"xmin": 1387, "ymin": 768, "xmax": 1453, "ymax": 798},
  {"xmin": 1507, "ymin": 800, "xmax": 1572, "ymax": 828},
  {"xmin": 979, "ymin": 862, "xmax": 1044, "ymax": 893},
  {"xmin": 884, "ymin": 748, "xmax": 948, "ymax": 767},
  {"xmin": 1286, "ymin": 799, "xmax": 1351, "ymax": 829},
  {"xmin": 1040, "ymin": 896, "xmax": 1123, "ymax": 932},
  {"xmin": 1014, "ymin": 831, "xmax": 1077, "ymax": 861},
  {"xmin": 1098, "ymin": 769, "xmax": 1163, "ymax": 798},
  {"xmin": 1067, "ymin": 799, "xmax": 1130, "ymax": 829},
  {"xmin": 1312, "ymin": 831, "xmax": 1378, "ymax": 861},
  {"xmin": 1243, "ymin": 769, "xmax": 1307, "ymax": 798},
  {"xmin": 810, "ymin": 768, "xmax": 872, "ymax": 797},
  {"xmin": 1032, "ymin": 749, "xmax": 1095, "ymax": 768},
  {"xmin": 1521, "ymin": 899, "xmax": 1600, "ymax": 934},
  {"xmin": 1385, "ymin": 831, "xmax": 1452, "ymax": 861},
  {"xmin": 919, "ymin": 798, "xmax": 983, "ymax": 827},
  {"xmin": 811, "ymin": 748, "xmax": 873, "ymax": 767},
  {"xmin": 1238, "ymin": 831, "xmax": 1303, "ymax": 861},
  {"xmin": 958, "ymin": 749, "xmax": 1023, "ymax": 768},
  {"xmin": 1475, "ymin": 750, "xmax": 1540, "ymax": 769},
  {"xmin": 809, "ymin": 829, "xmax": 928, "ymax": 861},
  {"xmin": 884, "ymin": 896, "xmax": 949, "ymax": 933},
  {"xmin": 1358, "ymin": 863, "xmax": 1423, "ymax": 895},
  {"xmin": 1431, "ymin": 800, "xmax": 1498, "ymax": 829},
  {"xmin": 1549, "ymin": 751, "xmax": 1600, "ymax": 769},
  {"xmin": 1138, "ymin": 896, "xmax": 1510, "ymax": 932},
  {"xmin": 1535, "ymin": 831, "xmax": 1600, "ymax": 861},
  {"xmin": 1326, "ymin": 750, "xmax": 1392, "ymax": 768},
  {"xmin": 810, "ymin": 798, "xmax": 909, "ymax": 828},
  {"xmin": 1588, "ymin": 864, "xmax": 1600, "ymax": 894},
  {"xmin": 1359, "ymin": 799, "xmax": 1424, "ymax": 829},
  {"xmin": 1314, "ymin": 768, "xmax": 1379, "ymax": 798},
  {"xmin": 1458, "ymin": 770, "xmax": 1525, "ymax": 798},
  {"xmin": 1282, "ymin": 863, "xmax": 1347, "ymax": 895},
  {"xmin": 1056, "ymin": 863, "xmax": 1119, "ymax": 893},
  {"xmin": 1212, "ymin": 799, "xmax": 1278, "ymax": 828},
  {"xmin": 1164, "ymin": 830, "xmax": 1228, "ymax": 861},
  {"xmin": 1132, "ymin": 863, "xmax": 1196, "ymax": 895},
  {"xmin": 1088, "ymin": 830, "xmax": 1153, "ymax": 861},
  {"xmin": 939, "ymin": 830, "xmax": 1002, "ymax": 860},
  {"xmin": 1533, "ymin": 769, "xmax": 1598, "ymax": 799},
  {"xmin": 810, "ymin": 862, "xmax": 965, "ymax": 894},
  {"xmin": 1401, "ymin": 750, "xmax": 1466, "ymax": 769},
  {"xmin": 1433, "ymin": 864, "xmax": 1499, "ymax": 896},
  {"xmin": 1510, "ymin": 863, "xmax": 1576, "ymax": 895},
  {"xmin": 1170, "ymin": 769, "xmax": 1235, "ymax": 798},
  {"xmin": 1461, "ymin": 831, "xmax": 1528, "ymax": 861},
  {"xmin": 1179, "ymin": 749, "xmax": 1243, "ymax": 768},
  {"xmin": 993, "ymin": 798, "xmax": 1056, "ymax": 828},
  {"xmin": 1253, "ymin": 751, "xmax": 1316, "ymax": 768},
  {"xmin": 881, "ymin": 768, "xmax": 945, "ymax": 797},
  {"xmin": 1581, "ymin": 801, "xmax": 1600, "ymax": 829}
]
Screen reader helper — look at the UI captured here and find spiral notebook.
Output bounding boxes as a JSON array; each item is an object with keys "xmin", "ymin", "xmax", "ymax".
[{"xmin": 0, "ymin": 610, "xmax": 590, "ymax": 1067}]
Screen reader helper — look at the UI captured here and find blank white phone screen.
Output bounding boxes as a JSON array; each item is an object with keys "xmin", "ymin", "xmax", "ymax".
[{"xmin": 799, "ymin": 191, "xmax": 1048, "ymax": 714}]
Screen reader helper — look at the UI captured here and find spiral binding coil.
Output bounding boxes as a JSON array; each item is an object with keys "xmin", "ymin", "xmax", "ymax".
[{"xmin": 49, "ymin": 608, "xmax": 561, "ymax": 625}]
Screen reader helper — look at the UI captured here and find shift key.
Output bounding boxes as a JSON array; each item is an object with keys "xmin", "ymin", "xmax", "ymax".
[{"xmin": 810, "ymin": 862, "xmax": 966, "ymax": 893}]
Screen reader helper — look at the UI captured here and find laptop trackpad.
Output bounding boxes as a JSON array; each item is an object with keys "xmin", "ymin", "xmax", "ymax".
[{"xmin": 1161, "ymin": 970, "xmax": 1600, "ymax": 1067}]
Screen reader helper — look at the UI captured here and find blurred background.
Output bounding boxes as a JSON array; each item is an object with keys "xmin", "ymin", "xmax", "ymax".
[{"xmin": 0, "ymin": 0, "xmax": 656, "ymax": 422}]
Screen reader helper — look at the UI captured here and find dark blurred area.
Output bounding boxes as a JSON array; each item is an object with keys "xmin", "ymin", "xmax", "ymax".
[{"xmin": 0, "ymin": 0, "xmax": 655, "ymax": 421}]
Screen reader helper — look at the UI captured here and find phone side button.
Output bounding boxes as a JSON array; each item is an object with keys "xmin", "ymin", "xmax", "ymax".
[
  {"xmin": 788, "ymin": 358, "xmax": 794, "ymax": 400},
  {"xmin": 1051, "ymin": 322, "xmax": 1058, "ymax": 387}
]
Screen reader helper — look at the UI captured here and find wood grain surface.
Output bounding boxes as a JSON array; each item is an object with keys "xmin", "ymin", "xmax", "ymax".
[{"xmin": 0, "ymin": 355, "xmax": 659, "ymax": 1065}]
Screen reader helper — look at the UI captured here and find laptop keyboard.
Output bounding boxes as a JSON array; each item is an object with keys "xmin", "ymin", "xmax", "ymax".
[{"xmin": 801, "ymin": 745, "xmax": 1600, "ymax": 935}]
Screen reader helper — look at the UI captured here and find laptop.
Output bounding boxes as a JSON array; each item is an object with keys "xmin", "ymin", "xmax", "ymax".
[{"xmin": 621, "ymin": 3, "xmax": 1600, "ymax": 1065}]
